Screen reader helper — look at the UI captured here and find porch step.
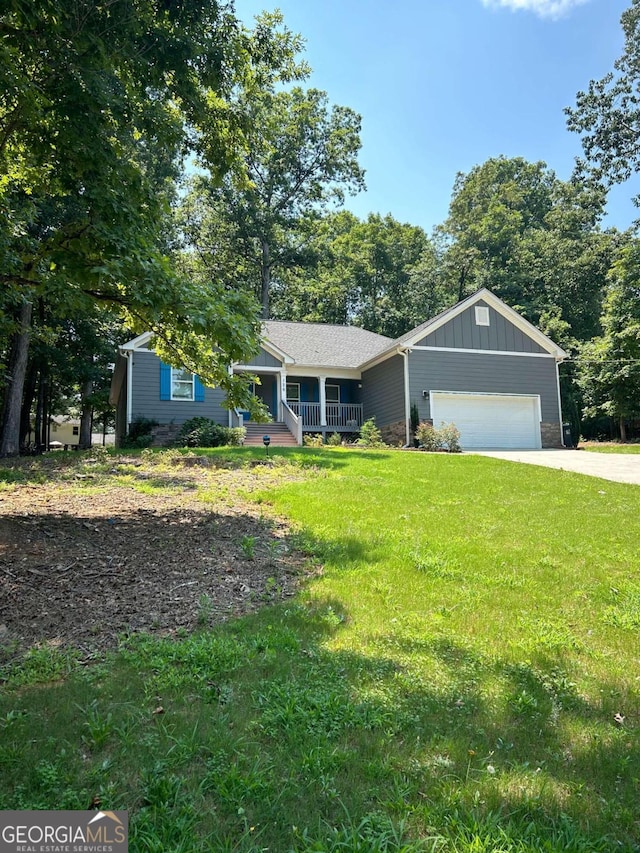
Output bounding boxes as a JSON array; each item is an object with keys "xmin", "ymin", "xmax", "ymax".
[{"xmin": 243, "ymin": 421, "xmax": 298, "ymax": 447}]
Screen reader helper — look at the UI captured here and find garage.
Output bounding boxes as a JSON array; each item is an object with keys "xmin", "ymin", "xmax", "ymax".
[{"xmin": 430, "ymin": 391, "xmax": 542, "ymax": 449}]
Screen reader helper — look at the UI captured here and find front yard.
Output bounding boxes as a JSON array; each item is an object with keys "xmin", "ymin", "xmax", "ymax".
[{"xmin": 0, "ymin": 447, "xmax": 638, "ymax": 851}]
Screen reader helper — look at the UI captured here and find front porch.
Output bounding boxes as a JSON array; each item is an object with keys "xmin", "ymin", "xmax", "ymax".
[{"xmin": 288, "ymin": 402, "xmax": 363, "ymax": 433}]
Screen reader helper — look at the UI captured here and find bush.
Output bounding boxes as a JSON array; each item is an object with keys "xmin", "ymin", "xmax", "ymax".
[
  {"xmin": 175, "ymin": 417, "xmax": 245, "ymax": 448},
  {"xmin": 415, "ymin": 421, "xmax": 441, "ymax": 451},
  {"xmin": 438, "ymin": 422, "xmax": 461, "ymax": 453},
  {"xmin": 327, "ymin": 432, "xmax": 343, "ymax": 446},
  {"xmin": 303, "ymin": 433, "xmax": 325, "ymax": 447},
  {"xmin": 121, "ymin": 417, "xmax": 158, "ymax": 449},
  {"xmin": 415, "ymin": 421, "xmax": 461, "ymax": 453},
  {"xmin": 356, "ymin": 418, "xmax": 385, "ymax": 448}
]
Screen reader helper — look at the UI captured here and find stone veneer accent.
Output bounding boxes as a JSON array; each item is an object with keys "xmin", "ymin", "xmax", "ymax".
[
  {"xmin": 380, "ymin": 420, "xmax": 407, "ymax": 447},
  {"xmin": 540, "ymin": 421, "xmax": 563, "ymax": 448},
  {"xmin": 151, "ymin": 424, "xmax": 182, "ymax": 447}
]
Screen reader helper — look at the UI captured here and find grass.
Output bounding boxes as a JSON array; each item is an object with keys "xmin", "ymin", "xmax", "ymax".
[
  {"xmin": 580, "ymin": 442, "xmax": 640, "ymax": 453},
  {"xmin": 0, "ymin": 447, "xmax": 639, "ymax": 851}
]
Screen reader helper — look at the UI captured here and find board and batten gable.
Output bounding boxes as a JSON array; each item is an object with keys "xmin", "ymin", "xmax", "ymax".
[
  {"xmin": 417, "ymin": 300, "xmax": 547, "ymax": 353},
  {"xmin": 130, "ymin": 350, "xmax": 228, "ymax": 426},
  {"xmin": 242, "ymin": 348, "xmax": 282, "ymax": 369}
]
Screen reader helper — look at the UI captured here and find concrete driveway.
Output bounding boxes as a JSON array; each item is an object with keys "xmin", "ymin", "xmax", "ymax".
[{"xmin": 469, "ymin": 449, "xmax": 640, "ymax": 485}]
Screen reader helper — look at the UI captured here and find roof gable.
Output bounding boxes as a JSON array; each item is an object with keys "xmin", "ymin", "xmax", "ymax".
[
  {"xmin": 262, "ymin": 320, "xmax": 392, "ymax": 369},
  {"xmin": 392, "ymin": 289, "xmax": 568, "ymax": 359}
]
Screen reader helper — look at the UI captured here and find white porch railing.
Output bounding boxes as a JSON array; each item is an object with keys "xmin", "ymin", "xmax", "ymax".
[
  {"xmin": 230, "ymin": 408, "xmax": 244, "ymax": 429},
  {"xmin": 288, "ymin": 402, "xmax": 363, "ymax": 430},
  {"xmin": 326, "ymin": 403, "xmax": 363, "ymax": 429},
  {"xmin": 281, "ymin": 401, "xmax": 303, "ymax": 445}
]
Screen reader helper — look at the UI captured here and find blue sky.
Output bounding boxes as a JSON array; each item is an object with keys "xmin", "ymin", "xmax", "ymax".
[{"xmin": 234, "ymin": 0, "xmax": 637, "ymax": 234}]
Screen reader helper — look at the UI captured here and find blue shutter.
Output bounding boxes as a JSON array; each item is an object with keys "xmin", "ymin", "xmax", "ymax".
[
  {"xmin": 160, "ymin": 362, "xmax": 171, "ymax": 400},
  {"xmin": 194, "ymin": 376, "xmax": 205, "ymax": 402}
]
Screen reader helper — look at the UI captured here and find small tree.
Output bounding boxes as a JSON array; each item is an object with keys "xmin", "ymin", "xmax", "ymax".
[{"xmin": 356, "ymin": 418, "xmax": 385, "ymax": 448}]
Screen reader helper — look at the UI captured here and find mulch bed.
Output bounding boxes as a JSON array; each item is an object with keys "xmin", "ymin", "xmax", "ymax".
[{"xmin": 0, "ymin": 457, "xmax": 312, "ymax": 657}]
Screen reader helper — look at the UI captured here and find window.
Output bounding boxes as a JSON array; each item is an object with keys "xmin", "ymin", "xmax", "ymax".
[
  {"xmin": 286, "ymin": 382, "xmax": 301, "ymax": 402},
  {"xmin": 475, "ymin": 306, "xmax": 490, "ymax": 326},
  {"xmin": 171, "ymin": 368, "xmax": 195, "ymax": 401},
  {"xmin": 325, "ymin": 384, "xmax": 340, "ymax": 403},
  {"xmin": 72, "ymin": 426, "xmax": 79, "ymax": 436}
]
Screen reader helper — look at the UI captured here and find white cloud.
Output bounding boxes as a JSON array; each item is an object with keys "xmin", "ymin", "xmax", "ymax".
[{"xmin": 480, "ymin": 0, "xmax": 590, "ymax": 20}]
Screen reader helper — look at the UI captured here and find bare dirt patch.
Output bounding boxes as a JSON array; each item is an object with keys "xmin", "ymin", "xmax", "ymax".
[{"xmin": 0, "ymin": 454, "xmax": 312, "ymax": 656}]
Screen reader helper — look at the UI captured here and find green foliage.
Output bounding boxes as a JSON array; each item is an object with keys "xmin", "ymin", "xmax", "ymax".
[
  {"xmin": 439, "ymin": 156, "xmax": 612, "ymax": 343},
  {"xmin": 327, "ymin": 432, "xmax": 343, "ymax": 446},
  {"xmin": 122, "ymin": 417, "xmax": 157, "ymax": 449},
  {"xmin": 175, "ymin": 418, "xmax": 245, "ymax": 448},
  {"xmin": 303, "ymin": 433, "xmax": 325, "ymax": 447},
  {"xmin": 273, "ymin": 211, "xmax": 446, "ymax": 335},
  {"xmin": 578, "ymin": 241, "xmax": 640, "ymax": 439},
  {"xmin": 0, "ymin": 1, "xmax": 305, "ymax": 454},
  {"xmin": 121, "ymin": 417, "xmax": 158, "ymax": 449},
  {"xmin": 410, "ymin": 403, "xmax": 420, "ymax": 435},
  {"xmin": 415, "ymin": 421, "xmax": 461, "ymax": 452},
  {"xmin": 356, "ymin": 418, "xmax": 385, "ymax": 447},
  {"xmin": 181, "ymin": 85, "xmax": 365, "ymax": 319},
  {"xmin": 567, "ymin": 1, "xmax": 640, "ymax": 206},
  {"xmin": 1, "ymin": 452, "xmax": 640, "ymax": 847}
]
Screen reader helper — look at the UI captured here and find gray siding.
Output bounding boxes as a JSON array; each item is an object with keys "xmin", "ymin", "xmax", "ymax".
[
  {"xmin": 131, "ymin": 350, "xmax": 228, "ymax": 425},
  {"xmin": 419, "ymin": 300, "xmax": 546, "ymax": 353},
  {"xmin": 362, "ymin": 355, "xmax": 405, "ymax": 427},
  {"xmin": 244, "ymin": 348, "xmax": 282, "ymax": 368},
  {"xmin": 408, "ymin": 350, "xmax": 560, "ymax": 422}
]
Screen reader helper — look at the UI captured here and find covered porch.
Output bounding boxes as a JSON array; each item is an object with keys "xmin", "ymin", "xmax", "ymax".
[
  {"xmin": 233, "ymin": 369, "xmax": 364, "ymax": 443},
  {"xmin": 284, "ymin": 375, "xmax": 363, "ymax": 434}
]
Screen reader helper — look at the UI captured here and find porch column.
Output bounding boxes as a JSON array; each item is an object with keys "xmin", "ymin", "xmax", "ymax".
[
  {"xmin": 278, "ymin": 370, "xmax": 285, "ymax": 420},
  {"xmin": 318, "ymin": 375, "xmax": 327, "ymax": 427}
]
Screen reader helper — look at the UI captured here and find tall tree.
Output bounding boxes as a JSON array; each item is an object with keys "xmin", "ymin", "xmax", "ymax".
[
  {"xmin": 439, "ymin": 156, "xmax": 613, "ymax": 341},
  {"xmin": 578, "ymin": 240, "xmax": 640, "ymax": 441},
  {"xmin": 0, "ymin": 1, "xmax": 303, "ymax": 454},
  {"xmin": 567, "ymin": 0, "xmax": 640, "ymax": 207},
  {"xmin": 181, "ymin": 86, "xmax": 365, "ymax": 319},
  {"xmin": 272, "ymin": 212, "xmax": 445, "ymax": 337}
]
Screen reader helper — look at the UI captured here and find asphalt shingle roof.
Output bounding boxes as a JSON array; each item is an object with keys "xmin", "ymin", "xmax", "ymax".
[{"xmin": 263, "ymin": 321, "xmax": 393, "ymax": 369}]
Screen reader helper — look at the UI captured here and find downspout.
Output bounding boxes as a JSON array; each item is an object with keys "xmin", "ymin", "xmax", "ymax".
[
  {"xmin": 555, "ymin": 357, "xmax": 565, "ymax": 447},
  {"xmin": 401, "ymin": 348, "xmax": 411, "ymax": 447},
  {"xmin": 126, "ymin": 351, "xmax": 133, "ymax": 431}
]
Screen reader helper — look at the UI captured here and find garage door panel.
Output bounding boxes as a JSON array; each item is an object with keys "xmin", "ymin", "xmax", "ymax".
[{"xmin": 431, "ymin": 392, "xmax": 540, "ymax": 449}]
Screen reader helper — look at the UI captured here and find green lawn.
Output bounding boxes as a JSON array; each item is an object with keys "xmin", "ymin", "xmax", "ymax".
[
  {"xmin": 1, "ymin": 448, "xmax": 639, "ymax": 852},
  {"xmin": 581, "ymin": 442, "xmax": 640, "ymax": 453}
]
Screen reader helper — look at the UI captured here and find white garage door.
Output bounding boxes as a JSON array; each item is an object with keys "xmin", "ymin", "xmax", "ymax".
[{"xmin": 431, "ymin": 392, "xmax": 541, "ymax": 449}]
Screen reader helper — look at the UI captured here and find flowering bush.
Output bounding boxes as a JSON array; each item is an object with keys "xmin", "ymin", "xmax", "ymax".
[{"xmin": 415, "ymin": 421, "xmax": 461, "ymax": 453}]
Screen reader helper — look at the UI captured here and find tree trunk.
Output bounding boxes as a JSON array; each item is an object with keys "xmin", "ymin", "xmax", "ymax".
[
  {"xmin": 79, "ymin": 378, "xmax": 93, "ymax": 449},
  {"xmin": 620, "ymin": 414, "xmax": 627, "ymax": 443},
  {"xmin": 260, "ymin": 239, "xmax": 271, "ymax": 319},
  {"xmin": 0, "ymin": 301, "xmax": 33, "ymax": 457},
  {"xmin": 19, "ymin": 358, "xmax": 38, "ymax": 447}
]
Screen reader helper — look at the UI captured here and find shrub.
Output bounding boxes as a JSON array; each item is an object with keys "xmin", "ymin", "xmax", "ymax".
[
  {"xmin": 438, "ymin": 421, "xmax": 461, "ymax": 453},
  {"xmin": 327, "ymin": 432, "xmax": 342, "ymax": 446},
  {"xmin": 303, "ymin": 433, "xmax": 325, "ymax": 447},
  {"xmin": 175, "ymin": 417, "xmax": 245, "ymax": 448},
  {"xmin": 415, "ymin": 421, "xmax": 461, "ymax": 453},
  {"xmin": 121, "ymin": 417, "xmax": 158, "ymax": 449},
  {"xmin": 415, "ymin": 421, "xmax": 441, "ymax": 451},
  {"xmin": 356, "ymin": 418, "xmax": 385, "ymax": 448}
]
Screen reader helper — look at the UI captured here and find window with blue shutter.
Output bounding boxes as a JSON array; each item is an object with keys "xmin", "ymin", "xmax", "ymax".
[
  {"xmin": 194, "ymin": 376, "xmax": 205, "ymax": 402},
  {"xmin": 160, "ymin": 361, "xmax": 203, "ymax": 401},
  {"xmin": 160, "ymin": 362, "xmax": 171, "ymax": 400}
]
